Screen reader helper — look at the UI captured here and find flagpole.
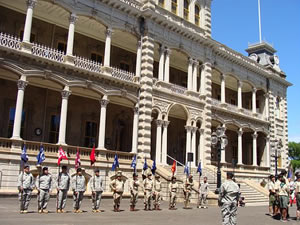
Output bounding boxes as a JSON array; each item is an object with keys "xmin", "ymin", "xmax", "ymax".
[{"xmin": 20, "ymin": 142, "xmax": 26, "ymax": 212}]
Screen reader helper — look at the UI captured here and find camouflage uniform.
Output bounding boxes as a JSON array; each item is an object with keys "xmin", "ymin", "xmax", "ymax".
[
  {"xmin": 130, "ymin": 179, "xmax": 140, "ymax": 209},
  {"xmin": 153, "ymin": 175, "xmax": 162, "ymax": 209},
  {"xmin": 18, "ymin": 172, "xmax": 35, "ymax": 212},
  {"xmin": 183, "ymin": 177, "xmax": 194, "ymax": 208},
  {"xmin": 72, "ymin": 175, "xmax": 86, "ymax": 212},
  {"xmin": 57, "ymin": 172, "xmax": 70, "ymax": 212},
  {"xmin": 143, "ymin": 175, "xmax": 154, "ymax": 210},
  {"xmin": 90, "ymin": 175, "xmax": 103, "ymax": 211},
  {"xmin": 110, "ymin": 175, "xmax": 125, "ymax": 211},
  {"xmin": 198, "ymin": 182, "xmax": 209, "ymax": 208},
  {"xmin": 169, "ymin": 180, "xmax": 178, "ymax": 209},
  {"xmin": 36, "ymin": 174, "xmax": 52, "ymax": 211}
]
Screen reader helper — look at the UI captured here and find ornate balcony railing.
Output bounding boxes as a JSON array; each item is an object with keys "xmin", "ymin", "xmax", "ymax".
[
  {"xmin": 74, "ymin": 56, "xmax": 102, "ymax": 73},
  {"xmin": 0, "ymin": 32, "xmax": 21, "ymax": 50},
  {"xmin": 171, "ymin": 84, "xmax": 187, "ymax": 95},
  {"xmin": 32, "ymin": 43, "xmax": 64, "ymax": 63},
  {"xmin": 111, "ymin": 67, "xmax": 135, "ymax": 82}
]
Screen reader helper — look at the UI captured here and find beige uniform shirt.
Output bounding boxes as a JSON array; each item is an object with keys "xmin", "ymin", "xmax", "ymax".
[
  {"xmin": 143, "ymin": 178, "xmax": 153, "ymax": 191},
  {"xmin": 110, "ymin": 179, "xmax": 124, "ymax": 193},
  {"xmin": 268, "ymin": 181, "xmax": 275, "ymax": 194},
  {"xmin": 169, "ymin": 182, "xmax": 178, "ymax": 192},
  {"xmin": 295, "ymin": 181, "xmax": 300, "ymax": 194},
  {"xmin": 154, "ymin": 180, "xmax": 162, "ymax": 192},
  {"xmin": 130, "ymin": 180, "xmax": 140, "ymax": 192},
  {"xmin": 184, "ymin": 179, "xmax": 194, "ymax": 192},
  {"xmin": 278, "ymin": 182, "xmax": 289, "ymax": 196}
]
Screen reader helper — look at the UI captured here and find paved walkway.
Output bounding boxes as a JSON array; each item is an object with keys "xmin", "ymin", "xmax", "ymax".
[{"xmin": 0, "ymin": 198, "xmax": 298, "ymax": 225}]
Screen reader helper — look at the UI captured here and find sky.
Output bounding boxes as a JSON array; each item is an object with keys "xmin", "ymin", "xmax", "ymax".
[{"xmin": 211, "ymin": 0, "xmax": 300, "ymax": 143}]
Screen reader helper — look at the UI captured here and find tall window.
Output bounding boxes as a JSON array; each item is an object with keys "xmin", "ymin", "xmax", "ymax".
[
  {"xmin": 49, "ymin": 115, "xmax": 60, "ymax": 143},
  {"xmin": 19, "ymin": 30, "xmax": 35, "ymax": 42},
  {"xmin": 120, "ymin": 62, "xmax": 130, "ymax": 72},
  {"xmin": 84, "ymin": 121, "xmax": 97, "ymax": 148},
  {"xmin": 57, "ymin": 41, "xmax": 67, "ymax": 53},
  {"xmin": 184, "ymin": 0, "xmax": 189, "ymax": 20},
  {"xmin": 158, "ymin": 0, "xmax": 164, "ymax": 7},
  {"xmin": 195, "ymin": 5, "xmax": 200, "ymax": 26},
  {"xmin": 7, "ymin": 107, "xmax": 26, "ymax": 138},
  {"xmin": 171, "ymin": 0, "xmax": 177, "ymax": 14},
  {"xmin": 91, "ymin": 53, "xmax": 103, "ymax": 64}
]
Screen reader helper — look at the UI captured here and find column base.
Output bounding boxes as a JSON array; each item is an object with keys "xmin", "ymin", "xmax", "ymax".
[
  {"xmin": 133, "ymin": 76, "xmax": 140, "ymax": 83},
  {"xmin": 102, "ymin": 66, "xmax": 113, "ymax": 76},
  {"xmin": 20, "ymin": 41, "xmax": 33, "ymax": 54},
  {"xmin": 64, "ymin": 54, "xmax": 75, "ymax": 65},
  {"xmin": 56, "ymin": 142, "xmax": 68, "ymax": 146}
]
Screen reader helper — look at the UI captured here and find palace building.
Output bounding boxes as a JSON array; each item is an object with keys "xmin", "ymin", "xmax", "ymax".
[{"xmin": 0, "ymin": 0, "xmax": 291, "ymax": 200}]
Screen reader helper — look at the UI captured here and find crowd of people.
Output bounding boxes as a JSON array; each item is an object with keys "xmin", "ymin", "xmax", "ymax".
[{"xmin": 268, "ymin": 170, "xmax": 300, "ymax": 222}]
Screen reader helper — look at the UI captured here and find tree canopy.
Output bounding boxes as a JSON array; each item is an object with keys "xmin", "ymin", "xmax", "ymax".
[{"xmin": 289, "ymin": 142, "xmax": 300, "ymax": 160}]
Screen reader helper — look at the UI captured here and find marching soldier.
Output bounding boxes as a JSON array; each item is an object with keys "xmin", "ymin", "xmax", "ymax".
[
  {"xmin": 183, "ymin": 174, "xmax": 194, "ymax": 208},
  {"xmin": 35, "ymin": 167, "xmax": 52, "ymax": 213},
  {"xmin": 198, "ymin": 176, "xmax": 209, "ymax": 209},
  {"xmin": 18, "ymin": 165, "xmax": 35, "ymax": 214},
  {"xmin": 153, "ymin": 174, "xmax": 162, "ymax": 210},
  {"xmin": 169, "ymin": 176, "xmax": 178, "ymax": 210},
  {"xmin": 129, "ymin": 173, "xmax": 140, "ymax": 211},
  {"xmin": 72, "ymin": 168, "xmax": 86, "ymax": 213},
  {"xmin": 57, "ymin": 165, "xmax": 70, "ymax": 213},
  {"xmin": 89, "ymin": 168, "xmax": 103, "ymax": 213},
  {"xmin": 143, "ymin": 172, "xmax": 154, "ymax": 211},
  {"xmin": 219, "ymin": 172, "xmax": 240, "ymax": 225},
  {"xmin": 110, "ymin": 171, "xmax": 125, "ymax": 212}
]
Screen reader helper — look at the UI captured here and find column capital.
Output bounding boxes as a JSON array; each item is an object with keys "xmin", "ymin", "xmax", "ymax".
[
  {"xmin": 191, "ymin": 126, "xmax": 198, "ymax": 133},
  {"xmin": 69, "ymin": 13, "xmax": 78, "ymax": 24},
  {"xmin": 264, "ymin": 92, "xmax": 269, "ymax": 98},
  {"xmin": 163, "ymin": 120, "xmax": 170, "ymax": 128},
  {"xmin": 137, "ymin": 40, "xmax": 142, "ymax": 48},
  {"xmin": 106, "ymin": 28, "xmax": 113, "ymax": 38},
  {"xmin": 193, "ymin": 60, "xmax": 199, "ymax": 67},
  {"xmin": 100, "ymin": 99, "xmax": 109, "ymax": 108},
  {"xmin": 133, "ymin": 106, "xmax": 139, "ymax": 114},
  {"xmin": 185, "ymin": 125, "xmax": 193, "ymax": 132},
  {"xmin": 237, "ymin": 80, "xmax": 243, "ymax": 88},
  {"xmin": 17, "ymin": 80, "xmax": 28, "ymax": 91},
  {"xmin": 156, "ymin": 119, "xmax": 163, "ymax": 127},
  {"xmin": 199, "ymin": 128, "xmax": 204, "ymax": 134},
  {"xmin": 188, "ymin": 57, "xmax": 194, "ymax": 65},
  {"xmin": 237, "ymin": 128, "xmax": 243, "ymax": 136},
  {"xmin": 61, "ymin": 90, "xmax": 71, "ymax": 99},
  {"xmin": 252, "ymin": 87, "xmax": 257, "ymax": 93},
  {"xmin": 221, "ymin": 73, "xmax": 226, "ymax": 80},
  {"xmin": 252, "ymin": 131, "xmax": 258, "ymax": 139},
  {"xmin": 165, "ymin": 47, "xmax": 171, "ymax": 56},
  {"xmin": 159, "ymin": 45, "xmax": 165, "ymax": 55},
  {"xmin": 27, "ymin": 0, "xmax": 37, "ymax": 9},
  {"xmin": 265, "ymin": 135, "xmax": 270, "ymax": 142}
]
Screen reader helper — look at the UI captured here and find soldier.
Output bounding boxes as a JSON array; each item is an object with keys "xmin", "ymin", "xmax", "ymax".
[
  {"xmin": 278, "ymin": 174, "xmax": 289, "ymax": 222},
  {"xmin": 72, "ymin": 168, "xmax": 86, "ymax": 213},
  {"xmin": 143, "ymin": 172, "xmax": 154, "ymax": 211},
  {"xmin": 129, "ymin": 173, "xmax": 139, "ymax": 211},
  {"xmin": 169, "ymin": 176, "xmax": 178, "ymax": 210},
  {"xmin": 295, "ymin": 174, "xmax": 300, "ymax": 221},
  {"xmin": 57, "ymin": 165, "xmax": 70, "ymax": 213},
  {"xmin": 183, "ymin": 174, "xmax": 194, "ymax": 208},
  {"xmin": 219, "ymin": 172, "xmax": 240, "ymax": 225},
  {"xmin": 267, "ymin": 175, "xmax": 276, "ymax": 216},
  {"xmin": 89, "ymin": 168, "xmax": 103, "ymax": 213},
  {"xmin": 110, "ymin": 171, "xmax": 125, "ymax": 212},
  {"xmin": 153, "ymin": 174, "xmax": 162, "ymax": 210},
  {"xmin": 18, "ymin": 165, "xmax": 35, "ymax": 214},
  {"xmin": 35, "ymin": 167, "xmax": 52, "ymax": 213},
  {"xmin": 198, "ymin": 176, "xmax": 209, "ymax": 209}
]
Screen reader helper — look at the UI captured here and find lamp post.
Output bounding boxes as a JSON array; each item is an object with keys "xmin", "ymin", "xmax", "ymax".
[
  {"xmin": 211, "ymin": 126, "xmax": 228, "ymax": 194},
  {"xmin": 271, "ymin": 139, "xmax": 283, "ymax": 177}
]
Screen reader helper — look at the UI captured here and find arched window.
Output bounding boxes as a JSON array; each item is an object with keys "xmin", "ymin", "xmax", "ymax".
[
  {"xmin": 171, "ymin": 0, "xmax": 177, "ymax": 14},
  {"xmin": 195, "ymin": 5, "xmax": 200, "ymax": 26},
  {"xmin": 158, "ymin": 0, "xmax": 164, "ymax": 8},
  {"xmin": 184, "ymin": 0, "xmax": 189, "ymax": 20}
]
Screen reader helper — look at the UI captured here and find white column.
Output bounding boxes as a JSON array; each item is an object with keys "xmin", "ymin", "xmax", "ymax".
[
  {"xmin": 104, "ymin": 28, "xmax": 112, "ymax": 67},
  {"xmin": 191, "ymin": 127, "xmax": 197, "ymax": 167},
  {"xmin": 57, "ymin": 87, "xmax": 71, "ymax": 145},
  {"xmin": 221, "ymin": 124, "xmax": 226, "ymax": 163},
  {"xmin": 66, "ymin": 13, "xmax": 77, "ymax": 56},
  {"xmin": 198, "ymin": 128, "xmax": 205, "ymax": 163},
  {"xmin": 192, "ymin": 60, "xmax": 198, "ymax": 92},
  {"xmin": 237, "ymin": 128, "xmax": 243, "ymax": 165},
  {"xmin": 266, "ymin": 136, "xmax": 270, "ymax": 167},
  {"xmin": 264, "ymin": 92, "xmax": 269, "ymax": 119},
  {"xmin": 252, "ymin": 131, "xmax": 258, "ymax": 166},
  {"xmin": 200, "ymin": 64, "xmax": 205, "ymax": 95},
  {"xmin": 161, "ymin": 121, "xmax": 170, "ymax": 165},
  {"xmin": 22, "ymin": 0, "xmax": 37, "ymax": 43},
  {"xmin": 164, "ymin": 48, "xmax": 170, "ymax": 83},
  {"xmin": 131, "ymin": 105, "xmax": 139, "ymax": 153},
  {"xmin": 187, "ymin": 58, "xmax": 193, "ymax": 90},
  {"xmin": 97, "ymin": 96, "xmax": 109, "ymax": 149},
  {"xmin": 237, "ymin": 81, "xmax": 242, "ymax": 109},
  {"xmin": 155, "ymin": 120, "xmax": 163, "ymax": 164},
  {"xmin": 158, "ymin": 45, "xmax": 165, "ymax": 81},
  {"xmin": 221, "ymin": 74, "xmax": 226, "ymax": 104},
  {"xmin": 11, "ymin": 78, "xmax": 28, "ymax": 140},
  {"xmin": 135, "ymin": 40, "xmax": 142, "ymax": 78},
  {"xmin": 185, "ymin": 126, "xmax": 192, "ymax": 163},
  {"xmin": 252, "ymin": 88, "xmax": 257, "ymax": 114}
]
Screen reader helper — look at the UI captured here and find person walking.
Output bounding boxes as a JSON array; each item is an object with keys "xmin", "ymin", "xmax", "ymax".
[
  {"xmin": 36, "ymin": 167, "xmax": 52, "ymax": 213},
  {"xmin": 18, "ymin": 165, "xmax": 35, "ymax": 214},
  {"xmin": 169, "ymin": 176, "xmax": 178, "ymax": 210},
  {"xmin": 89, "ymin": 168, "xmax": 103, "ymax": 213},
  {"xmin": 198, "ymin": 176, "xmax": 209, "ymax": 209},
  {"xmin": 129, "ymin": 173, "xmax": 140, "ymax": 211},
  {"xmin": 143, "ymin": 172, "xmax": 154, "ymax": 211},
  {"xmin": 56, "ymin": 165, "xmax": 70, "ymax": 213},
  {"xmin": 72, "ymin": 168, "xmax": 86, "ymax": 213},
  {"xmin": 219, "ymin": 172, "xmax": 240, "ymax": 225},
  {"xmin": 110, "ymin": 171, "xmax": 125, "ymax": 212},
  {"xmin": 153, "ymin": 174, "xmax": 162, "ymax": 210}
]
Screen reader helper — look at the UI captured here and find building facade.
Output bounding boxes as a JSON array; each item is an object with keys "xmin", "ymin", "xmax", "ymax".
[{"xmin": 0, "ymin": 0, "xmax": 291, "ymax": 190}]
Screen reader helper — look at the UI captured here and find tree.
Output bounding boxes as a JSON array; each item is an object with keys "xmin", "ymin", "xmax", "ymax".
[{"xmin": 288, "ymin": 142, "xmax": 300, "ymax": 160}]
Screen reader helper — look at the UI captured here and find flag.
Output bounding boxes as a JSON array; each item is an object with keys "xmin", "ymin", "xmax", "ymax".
[
  {"xmin": 21, "ymin": 144, "xmax": 28, "ymax": 163},
  {"xmin": 171, "ymin": 160, "xmax": 176, "ymax": 174},
  {"xmin": 143, "ymin": 158, "xmax": 148, "ymax": 171},
  {"xmin": 184, "ymin": 162, "xmax": 189, "ymax": 176},
  {"xmin": 57, "ymin": 146, "xmax": 68, "ymax": 166},
  {"xmin": 197, "ymin": 162, "xmax": 202, "ymax": 176},
  {"xmin": 75, "ymin": 147, "xmax": 81, "ymax": 169},
  {"xmin": 287, "ymin": 168, "xmax": 293, "ymax": 179},
  {"xmin": 151, "ymin": 160, "xmax": 156, "ymax": 175},
  {"xmin": 90, "ymin": 145, "xmax": 96, "ymax": 165},
  {"xmin": 111, "ymin": 154, "xmax": 119, "ymax": 171},
  {"xmin": 36, "ymin": 144, "xmax": 45, "ymax": 165},
  {"xmin": 131, "ymin": 155, "xmax": 137, "ymax": 170}
]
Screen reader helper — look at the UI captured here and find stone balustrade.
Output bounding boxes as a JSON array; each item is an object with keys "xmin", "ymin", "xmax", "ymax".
[
  {"xmin": 32, "ymin": 43, "xmax": 64, "ymax": 63},
  {"xmin": 171, "ymin": 83, "xmax": 187, "ymax": 95},
  {"xmin": 111, "ymin": 67, "xmax": 135, "ymax": 82},
  {"xmin": 74, "ymin": 56, "xmax": 102, "ymax": 73},
  {"xmin": 0, "ymin": 32, "xmax": 21, "ymax": 50}
]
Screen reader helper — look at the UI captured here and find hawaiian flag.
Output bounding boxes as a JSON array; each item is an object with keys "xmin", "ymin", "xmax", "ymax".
[
  {"xmin": 111, "ymin": 154, "xmax": 119, "ymax": 171},
  {"xmin": 197, "ymin": 162, "xmax": 202, "ymax": 176},
  {"xmin": 184, "ymin": 162, "xmax": 189, "ymax": 176},
  {"xmin": 90, "ymin": 145, "xmax": 96, "ymax": 165},
  {"xmin": 57, "ymin": 146, "xmax": 68, "ymax": 166},
  {"xmin": 171, "ymin": 160, "xmax": 176, "ymax": 175},
  {"xmin": 21, "ymin": 144, "xmax": 28, "ymax": 163},
  {"xmin": 131, "ymin": 155, "xmax": 137, "ymax": 171},
  {"xmin": 75, "ymin": 147, "xmax": 81, "ymax": 169},
  {"xmin": 36, "ymin": 144, "xmax": 45, "ymax": 165},
  {"xmin": 151, "ymin": 160, "xmax": 157, "ymax": 175}
]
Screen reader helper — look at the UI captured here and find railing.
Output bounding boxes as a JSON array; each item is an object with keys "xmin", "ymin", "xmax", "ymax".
[
  {"xmin": 0, "ymin": 137, "xmax": 12, "ymax": 149},
  {"xmin": 170, "ymin": 84, "xmax": 187, "ymax": 95},
  {"xmin": 211, "ymin": 161, "xmax": 270, "ymax": 173},
  {"xmin": 119, "ymin": 0, "xmax": 142, "ymax": 9},
  {"xmin": 74, "ymin": 56, "xmax": 102, "ymax": 73},
  {"xmin": 167, "ymin": 154, "xmax": 184, "ymax": 174},
  {"xmin": 32, "ymin": 43, "xmax": 64, "ymax": 63},
  {"xmin": 111, "ymin": 67, "xmax": 135, "ymax": 82},
  {"xmin": 0, "ymin": 32, "xmax": 21, "ymax": 50}
]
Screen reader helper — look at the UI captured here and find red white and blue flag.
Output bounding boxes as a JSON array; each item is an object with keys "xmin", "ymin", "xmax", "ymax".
[
  {"xmin": 57, "ymin": 146, "xmax": 68, "ymax": 165},
  {"xmin": 75, "ymin": 147, "xmax": 81, "ymax": 169}
]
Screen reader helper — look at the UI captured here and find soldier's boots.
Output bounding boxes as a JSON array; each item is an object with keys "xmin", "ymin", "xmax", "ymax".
[
  {"xmin": 148, "ymin": 204, "xmax": 152, "ymax": 211},
  {"xmin": 92, "ymin": 209, "xmax": 97, "ymax": 213},
  {"xmin": 117, "ymin": 205, "xmax": 120, "ymax": 212},
  {"xmin": 43, "ymin": 210, "xmax": 49, "ymax": 214},
  {"xmin": 38, "ymin": 209, "xmax": 43, "ymax": 214}
]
